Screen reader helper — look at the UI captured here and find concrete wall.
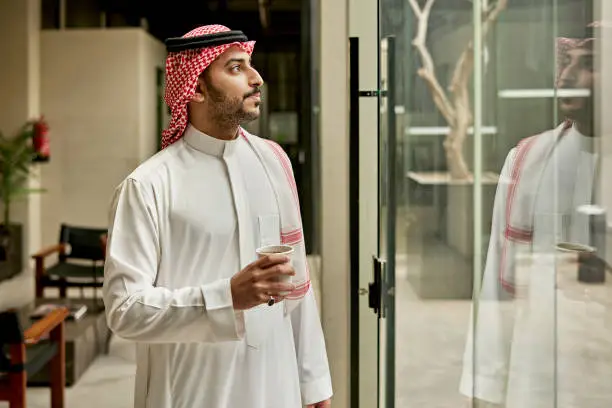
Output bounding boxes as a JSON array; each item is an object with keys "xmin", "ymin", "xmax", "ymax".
[
  {"xmin": 320, "ymin": 0, "xmax": 350, "ymax": 407},
  {"xmin": 0, "ymin": 0, "xmax": 41, "ymax": 305},
  {"xmin": 348, "ymin": 0, "xmax": 379, "ymax": 406},
  {"xmin": 39, "ymin": 28, "xmax": 166, "ymax": 248}
]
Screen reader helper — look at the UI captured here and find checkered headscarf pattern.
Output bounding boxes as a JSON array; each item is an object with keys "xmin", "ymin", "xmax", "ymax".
[
  {"xmin": 161, "ymin": 25, "xmax": 256, "ymax": 149},
  {"xmin": 556, "ymin": 36, "xmax": 594, "ymax": 86}
]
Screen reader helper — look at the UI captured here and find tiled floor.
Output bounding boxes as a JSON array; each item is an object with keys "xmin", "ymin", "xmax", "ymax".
[
  {"xmin": 2, "ymin": 336, "xmax": 138, "ymax": 408},
  {"xmin": 395, "ymin": 253, "xmax": 472, "ymax": 408},
  {"xmin": 0, "ymin": 270, "xmax": 137, "ymax": 408},
  {"xmin": 394, "ymin": 249, "xmax": 612, "ymax": 408}
]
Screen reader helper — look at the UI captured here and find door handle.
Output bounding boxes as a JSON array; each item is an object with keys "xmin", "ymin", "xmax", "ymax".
[{"xmin": 369, "ymin": 256, "xmax": 385, "ymax": 318}]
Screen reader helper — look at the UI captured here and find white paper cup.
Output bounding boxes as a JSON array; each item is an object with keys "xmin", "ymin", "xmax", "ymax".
[
  {"xmin": 556, "ymin": 242, "xmax": 595, "ymax": 254},
  {"xmin": 555, "ymin": 242, "xmax": 595, "ymax": 271},
  {"xmin": 256, "ymin": 245, "xmax": 294, "ymax": 296}
]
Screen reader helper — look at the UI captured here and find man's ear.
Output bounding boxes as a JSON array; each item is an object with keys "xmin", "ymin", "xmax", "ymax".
[{"xmin": 191, "ymin": 77, "xmax": 206, "ymax": 103}]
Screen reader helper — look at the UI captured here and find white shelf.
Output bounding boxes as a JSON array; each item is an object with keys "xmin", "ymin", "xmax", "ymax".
[
  {"xmin": 498, "ymin": 88, "xmax": 591, "ymax": 99},
  {"xmin": 407, "ymin": 171, "xmax": 500, "ymax": 185},
  {"xmin": 405, "ymin": 126, "xmax": 498, "ymax": 136}
]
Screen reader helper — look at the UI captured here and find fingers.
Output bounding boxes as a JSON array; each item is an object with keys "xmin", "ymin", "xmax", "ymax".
[
  {"xmin": 257, "ymin": 292, "xmax": 272, "ymax": 303},
  {"xmin": 266, "ymin": 281, "xmax": 295, "ymax": 294},
  {"xmin": 256, "ymin": 291, "xmax": 287, "ymax": 305},
  {"xmin": 250, "ymin": 254, "xmax": 290, "ymax": 269},
  {"xmin": 238, "ymin": 254, "xmax": 296, "ymax": 308},
  {"xmin": 254, "ymin": 281, "xmax": 294, "ymax": 297},
  {"xmin": 257, "ymin": 263, "xmax": 296, "ymax": 280}
]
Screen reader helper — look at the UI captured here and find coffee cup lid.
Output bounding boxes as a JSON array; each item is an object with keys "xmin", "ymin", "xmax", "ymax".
[
  {"xmin": 556, "ymin": 242, "xmax": 596, "ymax": 253},
  {"xmin": 256, "ymin": 244, "xmax": 294, "ymax": 255}
]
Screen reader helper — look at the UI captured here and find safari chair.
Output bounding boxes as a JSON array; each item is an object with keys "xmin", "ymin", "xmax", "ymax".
[
  {"xmin": 0, "ymin": 306, "xmax": 68, "ymax": 408},
  {"xmin": 32, "ymin": 224, "xmax": 107, "ymax": 304}
]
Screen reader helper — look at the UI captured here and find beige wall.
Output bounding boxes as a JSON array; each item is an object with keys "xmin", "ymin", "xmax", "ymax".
[
  {"xmin": 0, "ymin": 0, "xmax": 39, "ymax": 135},
  {"xmin": 320, "ymin": 0, "xmax": 350, "ymax": 407},
  {"xmin": 0, "ymin": 0, "xmax": 42, "ymax": 275},
  {"xmin": 346, "ymin": 0, "xmax": 380, "ymax": 406},
  {"xmin": 40, "ymin": 28, "xmax": 166, "ymax": 247}
]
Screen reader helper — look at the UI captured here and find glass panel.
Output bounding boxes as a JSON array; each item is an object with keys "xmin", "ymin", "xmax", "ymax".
[
  {"xmin": 379, "ymin": 34, "xmax": 398, "ymax": 408},
  {"xmin": 467, "ymin": 0, "xmax": 561, "ymax": 406},
  {"xmin": 468, "ymin": 1, "xmax": 612, "ymax": 408},
  {"xmin": 378, "ymin": 0, "xmax": 612, "ymax": 407},
  {"xmin": 380, "ymin": 0, "xmax": 487, "ymax": 406}
]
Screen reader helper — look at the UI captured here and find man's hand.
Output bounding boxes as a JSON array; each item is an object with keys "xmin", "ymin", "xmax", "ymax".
[
  {"xmin": 230, "ymin": 254, "xmax": 295, "ymax": 310},
  {"xmin": 306, "ymin": 399, "xmax": 331, "ymax": 408}
]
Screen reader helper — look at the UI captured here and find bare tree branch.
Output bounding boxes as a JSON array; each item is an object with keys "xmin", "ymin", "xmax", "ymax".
[
  {"xmin": 482, "ymin": 0, "xmax": 508, "ymax": 36},
  {"xmin": 409, "ymin": 0, "xmax": 508, "ymax": 179},
  {"xmin": 409, "ymin": 0, "xmax": 456, "ymax": 125},
  {"xmin": 449, "ymin": 0, "xmax": 508, "ymax": 93},
  {"xmin": 407, "ymin": 0, "xmax": 422, "ymax": 18},
  {"xmin": 416, "ymin": 69, "xmax": 456, "ymax": 125}
]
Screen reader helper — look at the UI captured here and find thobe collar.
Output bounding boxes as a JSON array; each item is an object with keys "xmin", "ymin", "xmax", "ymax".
[{"xmin": 183, "ymin": 123, "xmax": 240, "ymax": 158}]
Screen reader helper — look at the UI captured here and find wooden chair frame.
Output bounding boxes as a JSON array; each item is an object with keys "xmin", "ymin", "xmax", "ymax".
[{"xmin": 0, "ymin": 307, "xmax": 69, "ymax": 408}]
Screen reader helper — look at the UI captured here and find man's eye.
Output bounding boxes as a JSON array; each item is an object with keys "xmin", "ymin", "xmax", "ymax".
[
  {"xmin": 562, "ymin": 56, "xmax": 571, "ymax": 67},
  {"xmin": 231, "ymin": 65, "xmax": 241, "ymax": 72}
]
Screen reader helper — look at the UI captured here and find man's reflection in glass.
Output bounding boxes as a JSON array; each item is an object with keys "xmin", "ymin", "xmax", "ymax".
[{"xmin": 460, "ymin": 26, "xmax": 612, "ymax": 408}]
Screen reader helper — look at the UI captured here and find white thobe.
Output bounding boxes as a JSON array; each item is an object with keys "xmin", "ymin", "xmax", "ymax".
[
  {"xmin": 102, "ymin": 124, "xmax": 332, "ymax": 408},
  {"xmin": 460, "ymin": 126, "xmax": 612, "ymax": 407}
]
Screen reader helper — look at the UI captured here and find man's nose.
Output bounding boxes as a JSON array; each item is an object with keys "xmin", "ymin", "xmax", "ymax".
[
  {"xmin": 558, "ymin": 64, "xmax": 578, "ymax": 86},
  {"xmin": 249, "ymin": 68, "xmax": 264, "ymax": 88}
]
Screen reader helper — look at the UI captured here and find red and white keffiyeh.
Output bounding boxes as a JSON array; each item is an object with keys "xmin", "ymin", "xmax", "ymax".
[
  {"xmin": 556, "ymin": 36, "xmax": 594, "ymax": 86},
  {"xmin": 161, "ymin": 25, "xmax": 255, "ymax": 149}
]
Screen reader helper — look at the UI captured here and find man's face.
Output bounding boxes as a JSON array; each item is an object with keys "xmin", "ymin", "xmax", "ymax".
[
  {"xmin": 198, "ymin": 46, "xmax": 263, "ymax": 126},
  {"xmin": 557, "ymin": 46, "xmax": 596, "ymax": 117}
]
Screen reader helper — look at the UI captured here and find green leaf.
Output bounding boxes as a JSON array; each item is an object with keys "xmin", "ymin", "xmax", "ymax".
[{"xmin": 0, "ymin": 120, "xmax": 48, "ymax": 225}]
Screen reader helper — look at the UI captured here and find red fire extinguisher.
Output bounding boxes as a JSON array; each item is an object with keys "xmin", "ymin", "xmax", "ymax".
[{"xmin": 32, "ymin": 116, "xmax": 50, "ymax": 162}]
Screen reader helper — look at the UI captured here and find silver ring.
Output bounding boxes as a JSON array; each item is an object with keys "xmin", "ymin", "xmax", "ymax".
[{"xmin": 267, "ymin": 297, "xmax": 275, "ymax": 306}]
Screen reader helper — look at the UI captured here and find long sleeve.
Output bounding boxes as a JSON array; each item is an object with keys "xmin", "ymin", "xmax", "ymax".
[
  {"xmin": 102, "ymin": 178, "xmax": 245, "ymax": 343},
  {"xmin": 290, "ymin": 286, "xmax": 333, "ymax": 405},
  {"xmin": 459, "ymin": 148, "xmax": 519, "ymax": 404}
]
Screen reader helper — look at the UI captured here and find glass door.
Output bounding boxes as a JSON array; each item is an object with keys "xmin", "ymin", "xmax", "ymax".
[
  {"xmin": 376, "ymin": 1, "xmax": 489, "ymax": 406},
  {"xmin": 378, "ymin": 33, "xmax": 398, "ymax": 408},
  {"xmin": 353, "ymin": 0, "xmax": 612, "ymax": 407}
]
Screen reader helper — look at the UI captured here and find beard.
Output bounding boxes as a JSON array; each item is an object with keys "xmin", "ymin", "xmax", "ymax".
[
  {"xmin": 204, "ymin": 81, "xmax": 261, "ymax": 128},
  {"xmin": 558, "ymin": 89, "xmax": 593, "ymax": 123}
]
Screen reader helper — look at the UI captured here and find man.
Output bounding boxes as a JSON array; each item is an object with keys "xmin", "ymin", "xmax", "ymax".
[
  {"xmin": 102, "ymin": 25, "xmax": 333, "ymax": 408},
  {"xmin": 460, "ymin": 29, "xmax": 612, "ymax": 407}
]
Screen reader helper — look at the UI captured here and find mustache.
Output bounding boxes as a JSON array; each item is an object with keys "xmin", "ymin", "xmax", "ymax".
[{"xmin": 244, "ymin": 88, "xmax": 261, "ymax": 99}]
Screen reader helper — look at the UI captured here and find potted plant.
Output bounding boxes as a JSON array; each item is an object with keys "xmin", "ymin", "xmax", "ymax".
[{"xmin": 0, "ymin": 117, "xmax": 47, "ymax": 280}]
